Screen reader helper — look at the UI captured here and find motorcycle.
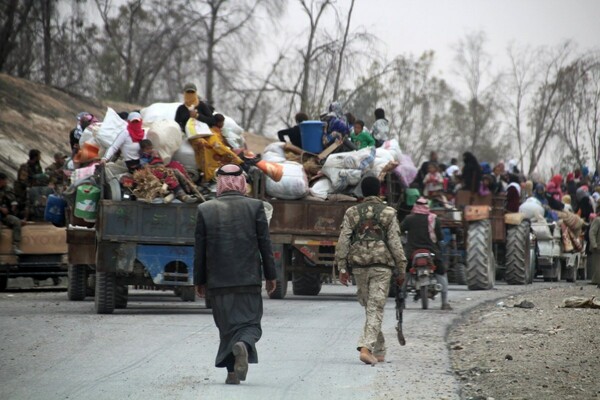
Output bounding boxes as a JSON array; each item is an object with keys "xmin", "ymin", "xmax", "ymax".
[{"xmin": 405, "ymin": 249, "xmax": 442, "ymax": 310}]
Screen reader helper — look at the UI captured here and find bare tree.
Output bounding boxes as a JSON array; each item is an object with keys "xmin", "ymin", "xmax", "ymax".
[
  {"xmin": 526, "ymin": 42, "xmax": 580, "ymax": 175},
  {"xmin": 298, "ymin": 0, "xmax": 332, "ymax": 113},
  {"xmin": 451, "ymin": 31, "xmax": 502, "ymax": 153},
  {"xmin": 332, "ymin": 0, "xmax": 354, "ymax": 100},
  {"xmin": 501, "ymin": 44, "xmax": 539, "ymax": 172},
  {"xmin": 95, "ymin": 0, "xmax": 185, "ymax": 103},
  {"xmin": 0, "ymin": 0, "xmax": 35, "ymax": 72}
]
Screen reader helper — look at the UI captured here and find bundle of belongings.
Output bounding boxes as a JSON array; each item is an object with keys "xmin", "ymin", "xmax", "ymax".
[
  {"xmin": 260, "ymin": 138, "xmax": 418, "ymax": 201},
  {"xmin": 67, "ymin": 104, "xmax": 248, "ymax": 205}
]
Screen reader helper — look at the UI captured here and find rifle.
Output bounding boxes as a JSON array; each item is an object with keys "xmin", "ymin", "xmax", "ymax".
[{"xmin": 394, "ymin": 272, "xmax": 406, "ymax": 346}]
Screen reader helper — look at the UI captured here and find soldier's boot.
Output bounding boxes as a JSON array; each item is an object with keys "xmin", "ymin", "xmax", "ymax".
[
  {"xmin": 359, "ymin": 347, "xmax": 378, "ymax": 365},
  {"xmin": 225, "ymin": 372, "xmax": 240, "ymax": 385},
  {"xmin": 441, "ymin": 303, "xmax": 453, "ymax": 310}
]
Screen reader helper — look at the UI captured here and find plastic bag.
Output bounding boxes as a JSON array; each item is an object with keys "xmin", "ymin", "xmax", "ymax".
[
  {"xmin": 96, "ymin": 107, "xmax": 127, "ymax": 149},
  {"xmin": 171, "ymin": 140, "xmax": 197, "ymax": 170},
  {"xmin": 185, "ymin": 118, "xmax": 212, "ymax": 138}
]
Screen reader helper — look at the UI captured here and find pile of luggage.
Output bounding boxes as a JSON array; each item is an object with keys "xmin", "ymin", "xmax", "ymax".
[{"xmin": 260, "ymin": 138, "xmax": 418, "ymax": 201}]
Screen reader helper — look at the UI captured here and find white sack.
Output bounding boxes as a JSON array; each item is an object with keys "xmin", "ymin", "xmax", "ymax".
[
  {"xmin": 265, "ymin": 162, "xmax": 308, "ymax": 200},
  {"xmin": 262, "ymin": 142, "xmax": 286, "ymax": 163},
  {"xmin": 375, "ymin": 148, "xmax": 395, "ymax": 164},
  {"xmin": 394, "ymin": 153, "xmax": 418, "ymax": 186},
  {"xmin": 519, "ymin": 197, "xmax": 545, "ymax": 221},
  {"xmin": 381, "ymin": 139, "xmax": 402, "ymax": 162},
  {"xmin": 145, "ymin": 120, "xmax": 183, "ymax": 165},
  {"xmin": 141, "ymin": 102, "xmax": 180, "ymax": 123},
  {"xmin": 96, "ymin": 107, "xmax": 127, "ymax": 149},
  {"xmin": 323, "ymin": 147, "xmax": 375, "ymax": 170},
  {"xmin": 171, "ymin": 140, "xmax": 197, "ymax": 170},
  {"xmin": 309, "ymin": 177, "xmax": 333, "ymax": 199},
  {"xmin": 322, "ymin": 166, "xmax": 363, "ymax": 192}
]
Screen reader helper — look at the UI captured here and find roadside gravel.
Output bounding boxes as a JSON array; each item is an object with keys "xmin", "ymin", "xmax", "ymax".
[{"xmin": 448, "ymin": 284, "xmax": 600, "ymax": 400}]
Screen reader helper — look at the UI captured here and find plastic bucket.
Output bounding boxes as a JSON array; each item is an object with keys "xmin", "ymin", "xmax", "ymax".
[
  {"xmin": 299, "ymin": 121, "xmax": 324, "ymax": 153},
  {"xmin": 74, "ymin": 184, "xmax": 101, "ymax": 221},
  {"xmin": 44, "ymin": 194, "xmax": 67, "ymax": 226}
]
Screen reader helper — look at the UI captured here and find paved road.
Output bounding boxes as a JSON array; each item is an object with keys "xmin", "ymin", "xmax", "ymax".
[{"xmin": 0, "ymin": 279, "xmax": 571, "ymax": 400}]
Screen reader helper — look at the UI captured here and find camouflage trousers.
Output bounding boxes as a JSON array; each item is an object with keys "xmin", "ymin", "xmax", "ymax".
[
  {"xmin": 353, "ymin": 266, "xmax": 392, "ymax": 356},
  {"xmin": 1, "ymin": 215, "xmax": 22, "ymax": 244}
]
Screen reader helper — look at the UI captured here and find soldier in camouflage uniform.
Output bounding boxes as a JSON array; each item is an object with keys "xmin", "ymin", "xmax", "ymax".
[
  {"xmin": 45, "ymin": 152, "xmax": 68, "ymax": 189},
  {"xmin": 0, "ymin": 173, "xmax": 24, "ymax": 254},
  {"xmin": 336, "ymin": 176, "xmax": 407, "ymax": 365}
]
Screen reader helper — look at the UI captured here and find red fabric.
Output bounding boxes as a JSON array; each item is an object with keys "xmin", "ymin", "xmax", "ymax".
[
  {"xmin": 127, "ymin": 120, "xmax": 145, "ymax": 143},
  {"xmin": 412, "ymin": 201, "xmax": 437, "ymax": 243},
  {"xmin": 551, "ymin": 174, "xmax": 563, "ymax": 188},
  {"xmin": 506, "ymin": 186, "xmax": 520, "ymax": 212}
]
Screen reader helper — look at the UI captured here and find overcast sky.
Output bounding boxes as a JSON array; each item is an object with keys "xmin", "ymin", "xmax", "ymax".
[{"xmin": 272, "ymin": 0, "xmax": 600, "ymax": 86}]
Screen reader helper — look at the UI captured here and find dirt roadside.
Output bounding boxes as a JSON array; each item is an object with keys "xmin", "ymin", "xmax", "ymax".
[{"xmin": 448, "ymin": 284, "xmax": 600, "ymax": 400}]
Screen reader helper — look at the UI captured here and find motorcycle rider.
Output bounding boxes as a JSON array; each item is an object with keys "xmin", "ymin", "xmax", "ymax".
[{"xmin": 400, "ymin": 197, "xmax": 452, "ymax": 310}]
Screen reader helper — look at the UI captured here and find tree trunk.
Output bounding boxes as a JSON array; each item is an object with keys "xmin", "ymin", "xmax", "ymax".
[
  {"xmin": 42, "ymin": 0, "xmax": 53, "ymax": 85},
  {"xmin": 332, "ymin": 0, "xmax": 354, "ymax": 101}
]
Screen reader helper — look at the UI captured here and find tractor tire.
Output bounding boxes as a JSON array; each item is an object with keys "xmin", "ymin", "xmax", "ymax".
[
  {"xmin": 269, "ymin": 244, "xmax": 288, "ymax": 299},
  {"xmin": 180, "ymin": 286, "xmax": 196, "ymax": 302},
  {"xmin": 67, "ymin": 264, "xmax": 87, "ymax": 301},
  {"xmin": 115, "ymin": 285, "xmax": 129, "ymax": 309},
  {"xmin": 292, "ymin": 272, "xmax": 322, "ymax": 296},
  {"xmin": 505, "ymin": 221, "xmax": 531, "ymax": 285},
  {"xmin": 205, "ymin": 298, "xmax": 212, "ymax": 309},
  {"xmin": 466, "ymin": 220, "xmax": 495, "ymax": 290},
  {"xmin": 0, "ymin": 276, "xmax": 7, "ymax": 292},
  {"xmin": 447, "ymin": 260, "xmax": 467, "ymax": 284},
  {"xmin": 95, "ymin": 272, "xmax": 116, "ymax": 314}
]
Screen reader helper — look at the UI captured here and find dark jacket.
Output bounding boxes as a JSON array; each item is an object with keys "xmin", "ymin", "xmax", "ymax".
[
  {"xmin": 400, "ymin": 213, "xmax": 444, "ymax": 273},
  {"xmin": 175, "ymin": 101, "xmax": 216, "ymax": 132},
  {"xmin": 277, "ymin": 125, "xmax": 302, "ymax": 148},
  {"xmin": 194, "ymin": 192, "xmax": 276, "ymax": 293}
]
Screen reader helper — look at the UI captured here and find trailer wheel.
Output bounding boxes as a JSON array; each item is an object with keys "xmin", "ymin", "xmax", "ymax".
[
  {"xmin": 0, "ymin": 276, "xmax": 7, "ymax": 292},
  {"xmin": 269, "ymin": 244, "xmax": 288, "ymax": 299},
  {"xmin": 95, "ymin": 272, "xmax": 116, "ymax": 314},
  {"xmin": 505, "ymin": 221, "xmax": 531, "ymax": 285},
  {"xmin": 115, "ymin": 284, "xmax": 128, "ymax": 309},
  {"xmin": 466, "ymin": 220, "xmax": 495, "ymax": 290},
  {"xmin": 86, "ymin": 270, "xmax": 95, "ymax": 297},
  {"xmin": 180, "ymin": 286, "xmax": 196, "ymax": 302},
  {"xmin": 68, "ymin": 264, "xmax": 87, "ymax": 301},
  {"xmin": 292, "ymin": 272, "xmax": 322, "ymax": 296},
  {"xmin": 451, "ymin": 263, "xmax": 467, "ymax": 285}
]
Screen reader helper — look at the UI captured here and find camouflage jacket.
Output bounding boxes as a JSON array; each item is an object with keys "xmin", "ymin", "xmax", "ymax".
[
  {"xmin": 0, "ymin": 186, "xmax": 18, "ymax": 216},
  {"xmin": 336, "ymin": 196, "xmax": 407, "ymax": 274}
]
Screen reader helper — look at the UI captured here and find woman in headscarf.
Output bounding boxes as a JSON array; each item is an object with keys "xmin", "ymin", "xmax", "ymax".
[
  {"xmin": 506, "ymin": 174, "xmax": 522, "ymax": 212},
  {"xmin": 461, "ymin": 152, "xmax": 482, "ymax": 193},
  {"xmin": 101, "ymin": 112, "xmax": 146, "ymax": 172},
  {"xmin": 194, "ymin": 164, "xmax": 277, "ymax": 385},
  {"xmin": 576, "ymin": 186, "xmax": 594, "ymax": 221},
  {"xmin": 588, "ymin": 213, "xmax": 600, "ymax": 285},
  {"xmin": 174, "ymin": 82, "xmax": 216, "ymax": 133}
]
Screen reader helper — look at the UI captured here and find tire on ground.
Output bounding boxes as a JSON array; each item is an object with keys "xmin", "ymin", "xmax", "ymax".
[
  {"xmin": 95, "ymin": 271, "xmax": 116, "ymax": 314},
  {"xmin": 115, "ymin": 284, "xmax": 129, "ymax": 308},
  {"xmin": 180, "ymin": 286, "xmax": 196, "ymax": 302},
  {"xmin": 68, "ymin": 264, "xmax": 87, "ymax": 301},
  {"xmin": 466, "ymin": 219, "xmax": 495, "ymax": 290},
  {"xmin": 505, "ymin": 220, "xmax": 531, "ymax": 285},
  {"xmin": 292, "ymin": 272, "xmax": 322, "ymax": 296},
  {"xmin": 0, "ymin": 276, "xmax": 7, "ymax": 292}
]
